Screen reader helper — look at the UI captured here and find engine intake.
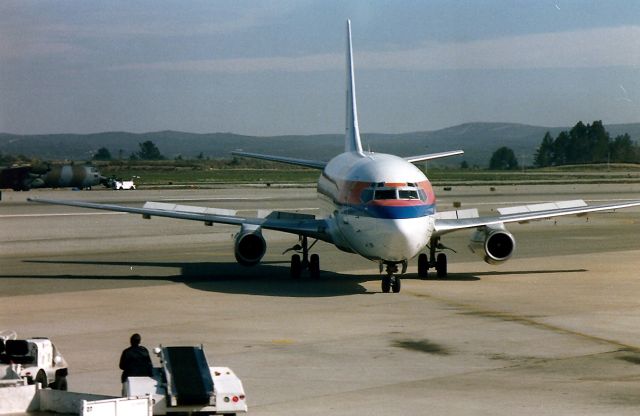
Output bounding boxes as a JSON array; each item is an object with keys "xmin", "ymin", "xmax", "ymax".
[
  {"xmin": 468, "ymin": 224, "xmax": 515, "ymax": 265},
  {"xmin": 234, "ymin": 225, "xmax": 267, "ymax": 266}
]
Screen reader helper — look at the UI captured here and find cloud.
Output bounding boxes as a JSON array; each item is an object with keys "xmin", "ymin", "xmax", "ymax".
[
  {"xmin": 362, "ymin": 25, "xmax": 640, "ymax": 71},
  {"xmin": 110, "ymin": 25, "xmax": 640, "ymax": 74},
  {"xmin": 111, "ymin": 53, "xmax": 342, "ymax": 73},
  {"xmin": 0, "ymin": 32, "xmax": 80, "ymax": 60},
  {"xmin": 0, "ymin": 3, "xmax": 293, "ymax": 61}
]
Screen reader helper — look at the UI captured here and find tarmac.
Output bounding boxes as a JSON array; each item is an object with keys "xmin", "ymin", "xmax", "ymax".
[{"xmin": 2, "ymin": 183, "xmax": 640, "ymax": 415}]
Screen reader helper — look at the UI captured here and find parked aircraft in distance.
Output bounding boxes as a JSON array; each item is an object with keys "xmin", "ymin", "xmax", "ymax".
[
  {"xmin": 1, "ymin": 164, "xmax": 104, "ymax": 191},
  {"xmin": 29, "ymin": 21, "xmax": 640, "ymax": 293}
]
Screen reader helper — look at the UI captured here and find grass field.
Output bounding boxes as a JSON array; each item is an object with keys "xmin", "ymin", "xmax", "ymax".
[{"xmin": 94, "ymin": 160, "xmax": 640, "ymax": 187}]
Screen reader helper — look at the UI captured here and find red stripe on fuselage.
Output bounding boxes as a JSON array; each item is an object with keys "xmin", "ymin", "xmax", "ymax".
[{"xmin": 326, "ymin": 178, "xmax": 435, "ymax": 205}]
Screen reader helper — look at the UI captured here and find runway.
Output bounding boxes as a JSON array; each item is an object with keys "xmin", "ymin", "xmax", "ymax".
[{"xmin": 2, "ymin": 184, "xmax": 640, "ymax": 415}]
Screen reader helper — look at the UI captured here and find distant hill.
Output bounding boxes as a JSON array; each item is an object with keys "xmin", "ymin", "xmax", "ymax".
[{"xmin": 2, "ymin": 122, "xmax": 640, "ymax": 167}]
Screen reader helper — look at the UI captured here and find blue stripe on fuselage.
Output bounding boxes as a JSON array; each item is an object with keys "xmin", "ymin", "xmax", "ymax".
[{"xmin": 343, "ymin": 203, "xmax": 435, "ymax": 219}]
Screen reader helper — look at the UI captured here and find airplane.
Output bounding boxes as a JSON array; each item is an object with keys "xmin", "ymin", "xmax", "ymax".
[
  {"xmin": 1, "ymin": 163, "xmax": 105, "ymax": 191},
  {"xmin": 29, "ymin": 20, "xmax": 640, "ymax": 293}
]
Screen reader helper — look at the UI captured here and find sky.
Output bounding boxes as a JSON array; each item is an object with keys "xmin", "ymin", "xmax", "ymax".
[{"xmin": 1, "ymin": 0, "xmax": 640, "ymax": 136}]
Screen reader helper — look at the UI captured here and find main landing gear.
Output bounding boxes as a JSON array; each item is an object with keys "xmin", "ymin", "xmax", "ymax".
[
  {"xmin": 284, "ymin": 236, "xmax": 320, "ymax": 279},
  {"xmin": 417, "ymin": 236, "xmax": 452, "ymax": 279}
]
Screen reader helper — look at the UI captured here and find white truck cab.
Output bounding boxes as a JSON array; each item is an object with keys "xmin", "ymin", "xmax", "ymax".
[{"xmin": 0, "ymin": 335, "xmax": 68, "ymax": 390}]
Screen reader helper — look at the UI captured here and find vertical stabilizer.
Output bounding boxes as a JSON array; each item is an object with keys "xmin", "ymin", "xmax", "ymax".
[{"xmin": 345, "ymin": 20, "xmax": 364, "ymax": 154}]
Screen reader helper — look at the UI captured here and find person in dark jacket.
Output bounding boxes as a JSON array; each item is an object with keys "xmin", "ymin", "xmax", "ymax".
[{"xmin": 119, "ymin": 333, "xmax": 153, "ymax": 395}]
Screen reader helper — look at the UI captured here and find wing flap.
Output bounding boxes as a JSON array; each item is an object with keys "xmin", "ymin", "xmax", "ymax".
[
  {"xmin": 435, "ymin": 199, "xmax": 640, "ymax": 234},
  {"xmin": 143, "ymin": 201, "xmax": 237, "ymax": 216},
  {"xmin": 497, "ymin": 199, "xmax": 587, "ymax": 215},
  {"xmin": 28, "ymin": 197, "xmax": 332, "ymax": 242},
  {"xmin": 433, "ymin": 208, "xmax": 479, "ymax": 220}
]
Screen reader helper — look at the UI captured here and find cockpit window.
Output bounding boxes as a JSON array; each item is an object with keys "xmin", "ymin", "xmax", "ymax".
[
  {"xmin": 364, "ymin": 183, "xmax": 429, "ymax": 202},
  {"xmin": 398, "ymin": 190, "xmax": 420, "ymax": 200},
  {"xmin": 374, "ymin": 189, "xmax": 397, "ymax": 200},
  {"xmin": 417, "ymin": 189, "xmax": 427, "ymax": 201},
  {"xmin": 360, "ymin": 189, "xmax": 374, "ymax": 203}
]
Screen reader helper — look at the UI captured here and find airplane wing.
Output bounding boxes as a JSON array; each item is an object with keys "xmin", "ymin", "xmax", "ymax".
[
  {"xmin": 231, "ymin": 151, "xmax": 327, "ymax": 170},
  {"xmin": 404, "ymin": 150, "xmax": 464, "ymax": 164},
  {"xmin": 27, "ymin": 198, "xmax": 332, "ymax": 242},
  {"xmin": 434, "ymin": 199, "xmax": 640, "ymax": 235}
]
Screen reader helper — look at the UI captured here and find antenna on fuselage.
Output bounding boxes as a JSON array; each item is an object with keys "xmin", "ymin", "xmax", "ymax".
[{"xmin": 345, "ymin": 19, "xmax": 364, "ymax": 155}]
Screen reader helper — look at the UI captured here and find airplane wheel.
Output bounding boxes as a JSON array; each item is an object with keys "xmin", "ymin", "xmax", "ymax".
[
  {"xmin": 52, "ymin": 375, "xmax": 68, "ymax": 391},
  {"xmin": 35, "ymin": 370, "xmax": 47, "ymax": 388},
  {"xmin": 381, "ymin": 275, "xmax": 391, "ymax": 293},
  {"xmin": 391, "ymin": 276, "xmax": 401, "ymax": 293},
  {"xmin": 290, "ymin": 254, "xmax": 302, "ymax": 279},
  {"xmin": 436, "ymin": 253, "xmax": 447, "ymax": 278},
  {"xmin": 418, "ymin": 253, "xmax": 428, "ymax": 278},
  {"xmin": 309, "ymin": 254, "xmax": 320, "ymax": 279}
]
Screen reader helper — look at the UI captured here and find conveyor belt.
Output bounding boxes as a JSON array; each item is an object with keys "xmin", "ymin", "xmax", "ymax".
[{"xmin": 165, "ymin": 346, "xmax": 214, "ymax": 405}]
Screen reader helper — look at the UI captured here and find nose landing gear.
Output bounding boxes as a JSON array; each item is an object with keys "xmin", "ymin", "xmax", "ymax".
[{"xmin": 381, "ymin": 262, "xmax": 403, "ymax": 293}]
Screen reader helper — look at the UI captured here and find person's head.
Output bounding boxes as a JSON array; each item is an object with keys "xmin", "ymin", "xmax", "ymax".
[{"xmin": 130, "ymin": 333, "xmax": 141, "ymax": 346}]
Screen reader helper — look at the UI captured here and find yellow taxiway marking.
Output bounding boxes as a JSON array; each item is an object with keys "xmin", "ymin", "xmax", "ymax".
[{"xmin": 271, "ymin": 339, "xmax": 296, "ymax": 345}]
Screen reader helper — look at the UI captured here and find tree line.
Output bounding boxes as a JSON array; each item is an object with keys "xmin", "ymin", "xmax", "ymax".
[
  {"xmin": 93, "ymin": 140, "xmax": 166, "ymax": 161},
  {"xmin": 534, "ymin": 120, "xmax": 637, "ymax": 167}
]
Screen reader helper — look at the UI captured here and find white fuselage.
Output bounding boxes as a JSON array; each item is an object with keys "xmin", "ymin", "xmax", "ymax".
[{"xmin": 318, "ymin": 151, "xmax": 436, "ymax": 262}]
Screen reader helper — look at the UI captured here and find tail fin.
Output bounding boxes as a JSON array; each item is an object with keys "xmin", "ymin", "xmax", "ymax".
[{"xmin": 345, "ymin": 20, "xmax": 364, "ymax": 154}]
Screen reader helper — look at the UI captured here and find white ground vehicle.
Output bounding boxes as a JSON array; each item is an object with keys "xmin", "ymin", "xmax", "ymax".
[
  {"xmin": 0, "ymin": 332, "xmax": 68, "ymax": 390},
  {"xmin": 112, "ymin": 179, "xmax": 136, "ymax": 190},
  {"xmin": 125, "ymin": 345, "xmax": 247, "ymax": 415}
]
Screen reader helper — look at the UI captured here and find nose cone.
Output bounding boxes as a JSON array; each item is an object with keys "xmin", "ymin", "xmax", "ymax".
[
  {"xmin": 30, "ymin": 178, "xmax": 45, "ymax": 187},
  {"xmin": 382, "ymin": 218, "xmax": 431, "ymax": 261},
  {"xmin": 339, "ymin": 216, "xmax": 434, "ymax": 262},
  {"xmin": 350, "ymin": 217, "xmax": 431, "ymax": 262}
]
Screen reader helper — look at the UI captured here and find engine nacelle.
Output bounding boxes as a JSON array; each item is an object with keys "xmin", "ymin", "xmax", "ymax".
[
  {"xmin": 468, "ymin": 224, "xmax": 515, "ymax": 265},
  {"xmin": 234, "ymin": 225, "xmax": 267, "ymax": 266}
]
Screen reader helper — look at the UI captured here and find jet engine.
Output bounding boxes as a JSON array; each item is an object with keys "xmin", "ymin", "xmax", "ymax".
[
  {"xmin": 234, "ymin": 225, "xmax": 267, "ymax": 266},
  {"xmin": 468, "ymin": 224, "xmax": 515, "ymax": 265}
]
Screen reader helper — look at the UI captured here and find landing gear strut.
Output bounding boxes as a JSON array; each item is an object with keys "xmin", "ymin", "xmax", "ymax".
[
  {"xmin": 381, "ymin": 263, "xmax": 402, "ymax": 293},
  {"xmin": 284, "ymin": 236, "xmax": 320, "ymax": 279},
  {"xmin": 418, "ymin": 236, "xmax": 450, "ymax": 279}
]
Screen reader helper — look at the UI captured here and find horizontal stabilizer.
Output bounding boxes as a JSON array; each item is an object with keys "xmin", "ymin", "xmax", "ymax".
[
  {"xmin": 404, "ymin": 150, "xmax": 464, "ymax": 164},
  {"xmin": 232, "ymin": 151, "xmax": 326, "ymax": 170}
]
